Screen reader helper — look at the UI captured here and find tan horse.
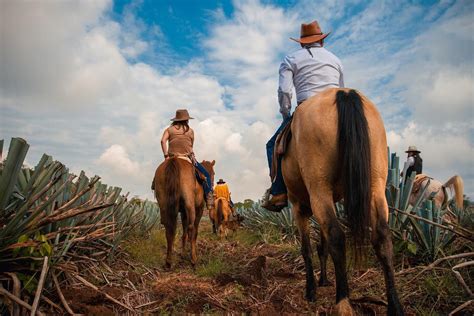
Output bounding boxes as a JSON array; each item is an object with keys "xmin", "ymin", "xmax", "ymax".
[
  {"xmin": 282, "ymin": 88, "xmax": 403, "ymax": 315},
  {"xmin": 209, "ymin": 197, "xmax": 233, "ymax": 237},
  {"xmin": 154, "ymin": 157, "xmax": 215, "ymax": 268},
  {"xmin": 409, "ymin": 174, "xmax": 464, "ymax": 211}
]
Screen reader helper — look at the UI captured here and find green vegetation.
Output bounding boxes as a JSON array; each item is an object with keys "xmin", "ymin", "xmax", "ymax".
[
  {"xmin": 0, "ymin": 137, "xmax": 160, "ymax": 314},
  {"xmin": 196, "ymin": 255, "xmax": 233, "ymax": 278},
  {"xmin": 124, "ymin": 229, "xmax": 167, "ymax": 267}
]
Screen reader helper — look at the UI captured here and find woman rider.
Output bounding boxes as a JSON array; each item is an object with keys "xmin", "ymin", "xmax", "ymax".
[{"xmin": 160, "ymin": 109, "xmax": 214, "ymax": 208}]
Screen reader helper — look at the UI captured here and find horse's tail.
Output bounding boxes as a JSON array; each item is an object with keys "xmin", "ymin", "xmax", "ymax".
[
  {"xmin": 444, "ymin": 175, "xmax": 464, "ymax": 209},
  {"xmin": 164, "ymin": 158, "xmax": 181, "ymax": 221},
  {"xmin": 217, "ymin": 199, "xmax": 224, "ymax": 226},
  {"xmin": 336, "ymin": 89, "xmax": 371, "ymax": 260}
]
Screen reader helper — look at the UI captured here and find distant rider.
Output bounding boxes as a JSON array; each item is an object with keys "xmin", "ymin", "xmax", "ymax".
[
  {"xmin": 158, "ymin": 109, "xmax": 214, "ymax": 208},
  {"xmin": 401, "ymin": 145, "xmax": 423, "ymax": 182},
  {"xmin": 214, "ymin": 178, "xmax": 235, "ymax": 213}
]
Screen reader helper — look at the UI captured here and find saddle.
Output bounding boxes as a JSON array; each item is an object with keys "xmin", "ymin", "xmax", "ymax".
[
  {"xmin": 412, "ymin": 174, "xmax": 432, "ymax": 195},
  {"xmin": 151, "ymin": 154, "xmax": 206, "ymax": 191},
  {"xmin": 167, "ymin": 153, "xmax": 206, "ymax": 184},
  {"xmin": 270, "ymin": 118, "xmax": 293, "ymax": 181}
]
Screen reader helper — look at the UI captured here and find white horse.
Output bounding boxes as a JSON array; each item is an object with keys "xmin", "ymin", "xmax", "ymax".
[{"xmin": 409, "ymin": 174, "xmax": 464, "ymax": 212}]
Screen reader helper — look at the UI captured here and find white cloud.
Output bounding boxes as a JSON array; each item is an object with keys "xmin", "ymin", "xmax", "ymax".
[
  {"xmin": 1, "ymin": 0, "xmax": 473, "ymax": 202},
  {"xmin": 387, "ymin": 122, "xmax": 473, "ymax": 197},
  {"xmin": 98, "ymin": 144, "xmax": 140, "ymax": 175}
]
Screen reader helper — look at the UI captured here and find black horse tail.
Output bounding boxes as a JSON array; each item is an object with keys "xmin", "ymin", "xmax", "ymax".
[
  {"xmin": 164, "ymin": 158, "xmax": 181, "ymax": 223},
  {"xmin": 336, "ymin": 89, "xmax": 371, "ymax": 262}
]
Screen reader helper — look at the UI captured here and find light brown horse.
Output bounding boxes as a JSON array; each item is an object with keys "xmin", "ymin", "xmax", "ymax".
[
  {"xmin": 154, "ymin": 157, "xmax": 215, "ymax": 268},
  {"xmin": 282, "ymin": 88, "xmax": 403, "ymax": 315},
  {"xmin": 409, "ymin": 174, "xmax": 464, "ymax": 211},
  {"xmin": 209, "ymin": 197, "xmax": 233, "ymax": 237}
]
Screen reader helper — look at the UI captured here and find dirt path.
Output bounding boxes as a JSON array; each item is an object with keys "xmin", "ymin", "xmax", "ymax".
[{"xmin": 60, "ymin": 219, "xmax": 472, "ymax": 315}]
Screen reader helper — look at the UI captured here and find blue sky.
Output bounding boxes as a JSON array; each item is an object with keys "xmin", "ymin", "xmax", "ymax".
[{"xmin": 1, "ymin": 0, "xmax": 473, "ymax": 201}]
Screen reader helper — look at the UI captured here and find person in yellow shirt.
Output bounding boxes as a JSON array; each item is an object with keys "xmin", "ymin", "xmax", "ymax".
[{"xmin": 214, "ymin": 179, "xmax": 234, "ymax": 210}]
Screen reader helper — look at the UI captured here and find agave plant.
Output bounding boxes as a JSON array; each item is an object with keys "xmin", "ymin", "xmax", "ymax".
[
  {"xmin": 238, "ymin": 202, "xmax": 298, "ymax": 242},
  {"xmin": 0, "ymin": 137, "xmax": 160, "ymax": 313},
  {"xmin": 385, "ymin": 149, "xmax": 462, "ymax": 262}
]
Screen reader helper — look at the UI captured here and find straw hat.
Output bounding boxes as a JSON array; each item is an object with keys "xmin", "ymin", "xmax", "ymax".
[
  {"xmin": 290, "ymin": 20, "xmax": 330, "ymax": 44},
  {"xmin": 171, "ymin": 109, "xmax": 194, "ymax": 122},
  {"xmin": 405, "ymin": 145, "xmax": 421, "ymax": 153}
]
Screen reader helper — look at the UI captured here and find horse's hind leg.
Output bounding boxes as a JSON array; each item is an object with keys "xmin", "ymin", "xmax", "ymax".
[
  {"xmin": 165, "ymin": 216, "xmax": 178, "ymax": 269},
  {"xmin": 371, "ymin": 193, "xmax": 404, "ymax": 316},
  {"xmin": 311, "ymin": 196, "xmax": 351, "ymax": 313},
  {"xmin": 317, "ymin": 233, "xmax": 331, "ymax": 286},
  {"xmin": 292, "ymin": 200, "xmax": 316, "ymax": 302},
  {"xmin": 180, "ymin": 210, "xmax": 188, "ymax": 255},
  {"xmin": 184, "ymin": 201, "xmax": 198, "ymax": 266},
  {"xmin": 191, "ymin": 206, "xmax": 204, "ymax": 265}
]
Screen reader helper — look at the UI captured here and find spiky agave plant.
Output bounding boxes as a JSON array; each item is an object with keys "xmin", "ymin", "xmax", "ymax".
[
  {"xmin": 385, "ymin": 149, "xmax": 463, "ymax": 262},
  {"xmin": 0, "ymin": 138, "xmax": 160, "ymax": 312}
]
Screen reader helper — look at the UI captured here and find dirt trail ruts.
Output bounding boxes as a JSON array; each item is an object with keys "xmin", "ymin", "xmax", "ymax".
[{"xmin": 59, "ymin": 220, "xmax": 472, "ymax": 315}]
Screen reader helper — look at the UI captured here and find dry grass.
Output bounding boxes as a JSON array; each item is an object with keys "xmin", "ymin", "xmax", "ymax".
[{"xmin": 24, "ymin": 219, "xmax": 473, "ymax": 315}]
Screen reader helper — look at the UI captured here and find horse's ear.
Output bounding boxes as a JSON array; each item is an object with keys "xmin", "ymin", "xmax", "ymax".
[{"xmin": 211, "ymin": 160, "xmax": 215, "ymax": 166}]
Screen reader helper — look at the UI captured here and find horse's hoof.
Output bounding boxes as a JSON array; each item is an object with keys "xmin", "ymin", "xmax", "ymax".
[
  {"xmin": 164, "ymin": 262, "xmax": 172, "ymax": 270},
  {"xmin": 387, "ymin": 304, "xmax": 404, "ymax": 316},
  {"xmin": 305, "ymin": 292, "xmax": 316, "ymax": 302},
  {"xmin": 335, "ymin": 298, "xmax": 354, "ymax": 316},
  {"xmin": 318, "ymin": 278, "xmax": 332, "ymax": 287}
]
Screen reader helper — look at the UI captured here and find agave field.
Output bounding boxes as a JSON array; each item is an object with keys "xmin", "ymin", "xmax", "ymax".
[
  {"xmin": 1, "ymin": 137, "xmax": 473, "ymax": 315},
  {"xmin": 0, "ymin": 138, "xmax": 159, "ymax": 315}
]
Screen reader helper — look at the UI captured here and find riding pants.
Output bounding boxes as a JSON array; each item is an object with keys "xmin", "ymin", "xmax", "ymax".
[{"xmin": 195, "ymin": 162, "xmax": 213, "ymax": 196}]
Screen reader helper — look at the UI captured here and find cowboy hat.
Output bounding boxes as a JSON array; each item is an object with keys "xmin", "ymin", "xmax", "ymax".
[
  {"xmin": 405, "ymin": 145, "xmax": 421, "ymax": 153},
  {"xmin": 217, "ymin": 179, "xmax": 225, "ymax": 184},
  {"xmin": 171, "ymin": 109, "xmax": 194, "ymax": 122},
  {"xmin": 290, "ymin": 20, "xmax": 330, "ymax": 44}
]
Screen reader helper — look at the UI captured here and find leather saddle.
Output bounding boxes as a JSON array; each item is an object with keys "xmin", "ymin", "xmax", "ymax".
[{"xmin": 270, "ymin": 118, "xmax": 293, "ymax": 181}]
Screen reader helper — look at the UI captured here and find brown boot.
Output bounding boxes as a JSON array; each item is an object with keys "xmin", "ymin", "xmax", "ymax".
[{"xmin": 261, "ymin": 189, "xmax": 288, "ymax": 212}]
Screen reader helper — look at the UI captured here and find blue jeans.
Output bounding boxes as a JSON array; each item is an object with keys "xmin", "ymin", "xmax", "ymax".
[
  {"xmin": 195, "ymin": 162, "xmax": 212, "ymax": 196},
  {"xmin": 266, "ymin": 117, "xmax": 291, "ymax": 195}
]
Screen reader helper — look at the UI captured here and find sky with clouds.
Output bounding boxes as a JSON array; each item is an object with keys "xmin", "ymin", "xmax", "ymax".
[{"xmin": 1, "ymin": 0, "xmax": 473, "ymax": 202}]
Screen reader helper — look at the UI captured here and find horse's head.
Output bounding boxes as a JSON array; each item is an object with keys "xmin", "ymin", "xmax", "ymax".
[{"xmin": 200, "ymin": 160, "xmax": 216, "ymax": 187}]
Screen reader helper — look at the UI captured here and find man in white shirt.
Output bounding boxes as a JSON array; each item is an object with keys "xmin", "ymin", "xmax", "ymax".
[{"xmin": 263, "ymin": 21, "xmax": 345, "ymax": 212}]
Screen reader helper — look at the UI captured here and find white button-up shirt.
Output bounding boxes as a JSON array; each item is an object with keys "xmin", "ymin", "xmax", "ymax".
[{"xmin": 278, "ymin": 43, "xmax": 344, "ymax": 118}]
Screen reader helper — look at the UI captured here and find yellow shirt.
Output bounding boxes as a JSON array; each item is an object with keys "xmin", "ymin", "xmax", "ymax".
[{"xmin": 214, "ymin": 183, "xmax": 231, "ymax": 201}]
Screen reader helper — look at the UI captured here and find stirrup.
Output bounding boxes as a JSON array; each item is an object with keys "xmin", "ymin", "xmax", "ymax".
[{"xmin": 261, "ymin": 189, "xmax": 287, "ymax": 212}]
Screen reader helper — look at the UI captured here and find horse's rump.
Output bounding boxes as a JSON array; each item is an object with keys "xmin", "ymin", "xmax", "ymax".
[{"xmin": 155, "ymin": 158, "xmax": 182, "ymax": 226}]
